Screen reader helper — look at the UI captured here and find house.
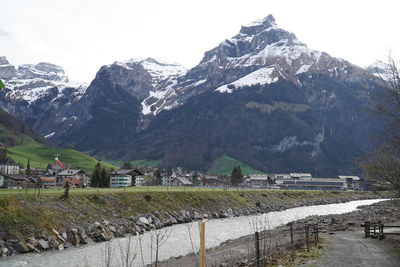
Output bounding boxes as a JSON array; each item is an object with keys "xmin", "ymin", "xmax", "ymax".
[
  {"xmin": 39, "ymin": 177, "xmax": 56, "ymax": 188},
  {"xmin": 203, "ymin": 175, "xmax": 226, "ymax": 187},
  {"xmin": 1, "ymin": 174, "xmax": 26, "ymax": 188},
  {"xmin": 246, "ymin": 174, "xmax": 271, "ymax": 188},
  {"xmin": 290, "ymin": 173, "xmax": 312, "ymax": 179},
  {"xmin": 171, "ymin": 176, "xmax": 193, "ymax": 187},
  {"xmin": 162, "ymin": 176, "xmax": 173, "ymax": 186},
  {"xmin": 56, "ymin": 169, "xmax": 88, "ymax": 188},
  {"xmin": 45, "ymin": 163, "xmax": 65, "ymax": 176},
  {"xmin": 338, "ymin": 175, "xmax": 361, "ymax": 190},
  {"xmin": 109, "ymin": 170, "xmax": 133, "ymax": 187},
  {"xmin": 135, "ymin": 175, "xmax": 145, "ymax": 186},
  {"xmin": 0, "ymin": 158, "xmax": 20, "ymax": 175},
  {"xmin": 277, "ymin": 177, "xmax": 346, "ymax": 191}
]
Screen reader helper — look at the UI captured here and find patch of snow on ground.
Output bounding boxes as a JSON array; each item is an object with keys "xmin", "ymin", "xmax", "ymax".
[
  {"xmin": 44, "ymin": 132, "xmax": 55, "ymax": 139},
  {"xmin": 215, "ymin": 66, "xmax": 278, "ymax": 93}
]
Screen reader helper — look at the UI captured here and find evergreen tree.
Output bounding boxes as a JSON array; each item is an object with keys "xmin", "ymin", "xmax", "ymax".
[
  {"xmin": 231, "ymin": 166, "xmax": 244, "ymax": 186},
  {"xmin": 121, "ymin": 162, "xmax": 133, "ymax": 169},
  {"xmin": 91, "ymin": 162, "xmax": 102, "ymax": 187},
  {"xmin": 154, "ymin": 169, "xmax": 162, "ymax": 185},
  {"xmin": 100, "ymin": 167, "xmax": 109, "ymax": 188},
  {"xmin": 26, "ymin": 159, "xmax": 31, "ymax": 176},
  {"xmin": 0, "ymin": 149, "xmax": 7, "ymax": 161}
]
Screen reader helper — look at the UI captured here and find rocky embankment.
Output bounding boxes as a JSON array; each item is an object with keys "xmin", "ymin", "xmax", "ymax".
[{"xmin": 0, "ymin": 190, "xmax": 391, "ymax": 257}]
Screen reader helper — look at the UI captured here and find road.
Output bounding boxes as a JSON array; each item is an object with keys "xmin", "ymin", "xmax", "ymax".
[{"xmin": 306, "ymin": 230, "xmax": 400, "ymax": 267}]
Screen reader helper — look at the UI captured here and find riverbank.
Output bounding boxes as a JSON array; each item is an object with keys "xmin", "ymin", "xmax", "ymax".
[
  {"xmin": 161, "ymin": 199, "xmax": 399, "ymax": 267},
  {"xmin": 0, "ymin": 189, "xmax": 392, "ymax": 258}
]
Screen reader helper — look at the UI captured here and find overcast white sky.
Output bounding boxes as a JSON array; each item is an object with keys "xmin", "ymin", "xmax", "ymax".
[{"xmin": 1, "ymin": 0, "xmax": 399, "ymax": 82}]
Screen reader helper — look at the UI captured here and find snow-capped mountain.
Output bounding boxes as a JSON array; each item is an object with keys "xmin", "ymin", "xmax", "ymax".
[
  {"xmin": 142, "ymin": 15, "xmax": 367, "ymax": 116},
  {"xmin": 0, "ymin": 14, "xmax": 387, "ymax": 175},
  {"xmin": 0, "ymin": 56, "xmax": 87, "ymax": 139}
]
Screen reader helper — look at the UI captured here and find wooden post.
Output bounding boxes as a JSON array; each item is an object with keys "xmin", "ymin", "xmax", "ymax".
[
  {"xmin": 305, "ymin": 225, "xmax": 310, "ymax": 252},
  {"xmin": 290, "ymin": 224, "xmax": 294, "ymax": 244},
  {"xmin": 199, "ymin": 221, "xmax": 206, "ymax": 267},
  {"xmin": 290, "ymin": 224, "xmax": 294, "ymax": 262},
  {"xmin": 366, "ymin": 222, "xmax": 370, "ymax": 238},
  {"xmin": 255, "ymin": 231, "xmax": 260, "ymax": 267},
  {"xmin": 316, "ymin": 223, "xmax": 319, "ymax": 243},
  {"xmin": 373, "ymin": 222, "xmax": 376, "ymax": 236}
]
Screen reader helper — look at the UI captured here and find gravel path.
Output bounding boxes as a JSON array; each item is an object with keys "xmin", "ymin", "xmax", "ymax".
[{"xmin": 307, "ymin": 230, "xmax": 400, "ymax": 267}]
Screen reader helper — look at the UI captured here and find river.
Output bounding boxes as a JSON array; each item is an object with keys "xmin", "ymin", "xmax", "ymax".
[{"xmin": 0, "ymin": 198, "xmax": 385, "ymax": 267}]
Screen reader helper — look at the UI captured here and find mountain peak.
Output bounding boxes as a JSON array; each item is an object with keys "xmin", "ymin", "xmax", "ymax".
[
  {"xmin": 240, "ymin": 14, "xmax": 277, "ymax": 35},
  {"xmin": 0, "ymin": 56, "xmax": 11, "ymax": 65}
]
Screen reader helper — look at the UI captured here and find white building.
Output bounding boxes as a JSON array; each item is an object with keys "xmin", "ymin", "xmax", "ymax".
[
  {"xmin": 162, "ymin": 176, "xmax": 173, "ymax": 186},
  {"xmin": 0, "ymin": 158, "xmax": 20, "ymax": 175},
  {"xmin": 247, "ymin": 174, "xmax": 270, "ymax": 188},
  {"xmin": 338, "ymin": 175, "xmax": 361, "ymax": 190},
  {"xmin": 135, "ymin": 176, "xmax": 145, "ymax": 186},
  {"xmin": 110, "ymin": 170, "xmax": 133, "ymax": 188}
]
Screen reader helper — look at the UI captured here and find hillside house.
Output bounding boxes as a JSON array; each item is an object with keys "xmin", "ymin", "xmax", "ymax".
[
  {"xmin": 56, "ymin": 169, "xmax": 88, "ymax": 188},
  {"xmin": 0, "ymin": 174, "xmax": 26, "ymax": 188},
  {"xmin": 39, "ymin": 177, "xmax": 56, "ymax": 188},
  {"xmin": 45, "ymin": 163, "xmax": 65, "ymax": 176},
  {"xmin": 0, "ymin": 158, "xmax": 20, "ymax": 175}
]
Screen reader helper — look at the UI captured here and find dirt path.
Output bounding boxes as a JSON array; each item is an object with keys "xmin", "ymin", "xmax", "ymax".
[{"xmin": 305, "ymin": 230, "xmax": 400, "ymax": 267}]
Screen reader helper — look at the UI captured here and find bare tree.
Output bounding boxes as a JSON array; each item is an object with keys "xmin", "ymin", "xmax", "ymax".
[
  {"xmin": 150, "ymin": 228, "xmax": 171, "ymax": 267},
  {"xmin": 362, "ymin": 56, "xmax": 400, "ymax": 194}
]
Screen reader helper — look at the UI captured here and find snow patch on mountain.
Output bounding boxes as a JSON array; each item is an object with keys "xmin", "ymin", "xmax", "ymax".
[
  {"xmin": 366, "ymin": 60, "xmax": 392, "ymax": 81},
  {"xmin": 117, "ymin": 58, "xmax": 187, "ymax": 87},
  {"xmin": 215, "ymin": 66, "xmax": 278, "ymax": 93},
  {"xmin": 44, "ymin": 132, "xmax": 55, "ymax": 139},
  {"xmin": 296, "ymin": 64, "xmax": 312, "ymax": 75}
]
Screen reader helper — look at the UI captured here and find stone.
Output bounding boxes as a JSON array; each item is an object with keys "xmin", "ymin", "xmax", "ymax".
[
  {"xmin": 37, "ymin": 239, "xmax": 49, "ymax": 250},
  {"xmin": 136, "ymin": 217, "xmax": 149, "ymax": 227},
  {"xmin": 78, "ymin": 228, "xmax": 87, "ymax": 240},
  {"xmin": 52, "ymin": 229, "xmax": 60, "ymax": 235},
  {"xmin": 12, "ymin": 242, "xmax": 31, "ymax": 253},
  {"xmin": 73, "ymin": 235, "xmax": 80, "ymax": 246},
  {"xmin": 28, "ymin": 237, "xmax": 38, "ymax": 247},
  {"xmin": 1, "ymin": 247, "xmax": 9, "ymax": 256},
  {"xmin": 62, "ymin": 232, "xmax": 68, "ymax": 240},
  {"xmin": 70, "ymin": 228, "xmax": 79, "ymax": 235},
  {"xmin": 94, "ymin": 222, "xmax": 102, "ymax": 229}
]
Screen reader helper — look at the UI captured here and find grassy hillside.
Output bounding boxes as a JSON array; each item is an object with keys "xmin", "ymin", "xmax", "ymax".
[
  {"xmin": 7, "ymin": 142, "xmax": 116, "ymax": 171},
  {"xmin": 207, "ymin": 155, "xmax": 264, "ymax": 175}
]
